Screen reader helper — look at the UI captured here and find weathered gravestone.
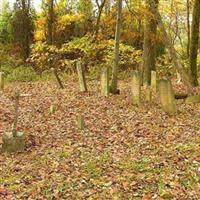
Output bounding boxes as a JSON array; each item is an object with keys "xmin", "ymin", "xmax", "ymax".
[
  {"xmin": 131, "ymin": 71, "xmax": 141, "ymax": 106},
  {"xmin": 0, "ymin": 72, "xmax": 4, "ymax": 91},
  {"xmin": 145, "ymin": 86, "xmax": 152, "ymax": 102},
  {"xmin": 2, "ymin": 92, "xmax": 26, "ymax": 153},
  {"xmin": 100, "ymin": 67, "xmax": 109, "ymax": 96},
  {"xmin": 158, "ymin": 79, "xmax": 177, "ymax": 114},
  {"xmin": 151, "ymin": 71, "xmax": 157, "ymax": 93},
  {"xmin": 49, "ymin": 104, "xmax": 56, "ymax": 114},
  {"xmin": 76, "ymin": 60, "xmax": 87, "ymax": 92},
  {"xmin": 77, "ymin": 114, "xmax": 85, "ymax": 130},
  {"xmin": 51, "ymin": 68, "xmax": 64, "ymax": 89}
]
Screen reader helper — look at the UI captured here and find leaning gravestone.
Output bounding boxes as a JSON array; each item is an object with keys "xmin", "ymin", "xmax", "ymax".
[
  {"xmin": 51, "ymin": 68, "xmax": 64, "ymax": 89},
  {"xmin": 100, "ymin": 67, "xmax": 109, "ymax": 96},
  {"xmin": 158, "ymin": 79, "xmax": 177, "ymax": 114},
  {"xmin": 131, "ymin": 71, "xmax": 141, "ymax": 106},
  {"xmin": 76, "ymin": 60, "xmax": 87, "ymax": 92},
  {"xmin": 0, "ymin": 72, "xmax": 4, "ymax": 91},
  {"xmin": 151, "ymin": 71, "xmax": 157, "ymax": 93},
  {"xmin": 2, "ymin": 92, "xmax": 26, "ymax": 153}
]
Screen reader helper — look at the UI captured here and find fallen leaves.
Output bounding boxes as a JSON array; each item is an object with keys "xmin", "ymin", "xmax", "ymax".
[{"xmin": 0, "ymin": 79, "xmax": 200, "ymax": 199}]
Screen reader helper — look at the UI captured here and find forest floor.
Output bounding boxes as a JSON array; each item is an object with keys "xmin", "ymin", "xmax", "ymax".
[{"xmin": 0, "ymin": 78, "xmax": 200, "ymax": 200}]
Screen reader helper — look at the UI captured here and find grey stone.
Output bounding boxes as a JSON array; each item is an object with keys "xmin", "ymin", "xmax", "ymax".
[
  {"xmin": 131, "ymin": 71, "xmax": 141, "ymax": 106},
  {"xmin": 100, "ymin": 67, "xmax": 109, "ymax": 96}
]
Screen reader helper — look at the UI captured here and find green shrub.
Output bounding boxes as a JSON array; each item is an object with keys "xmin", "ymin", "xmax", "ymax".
[{"xmin": 6, "ymin": 66, "xmax": 39, "ymax": 82}]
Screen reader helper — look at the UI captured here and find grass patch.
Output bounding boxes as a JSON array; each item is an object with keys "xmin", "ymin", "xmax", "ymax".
[{"xmin": 85, "ymin": 160, "xmax": 102, "ymax": 178}]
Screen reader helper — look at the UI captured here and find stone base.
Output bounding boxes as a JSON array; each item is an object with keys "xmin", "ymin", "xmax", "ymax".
[
  {"xmin": 2, "ymin": 132, "xmax": 25, "ymax": 153},
  {"xmin": 186, "ymin": 95, "xmax": 200, "ymax": 103}
]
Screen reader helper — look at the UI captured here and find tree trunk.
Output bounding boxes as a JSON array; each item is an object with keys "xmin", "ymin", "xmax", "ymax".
[
  {"xmin": 189, "ymin": 0, "xmax": 200, "ymax": 86},
  {"xmin": 110, "ymin": 0, "xmax": 123, "ymax": 94},
  {"xmin": 47, "ymin": 0, "xmax": 54, "ymax": 45},
  {"xmin": 94, "ymin": 0, "xmax": 106, "ymax": 39},
  {"xmin": 186, "ymin": 0, "xmax": 190, "ymax": 58},
  {"xmin": 21, "ymin": 0, "xmax": 31, "ymax": 60},
  {"xmin": 150, "ymin": 0, "xmax": 192, "ymax": 93},
  {"xmin": 142, "ymin": 0, "xmax": 158, "ymax": 86}
]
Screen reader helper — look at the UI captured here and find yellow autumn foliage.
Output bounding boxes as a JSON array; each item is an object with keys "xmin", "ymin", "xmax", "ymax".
[
  {"xmin": 57, "ymin": 14, "xmax": 84, "ymax": 31},
  {"xmin": 34, "ymin": 30, "xmax": 45, "ymax": 42}
]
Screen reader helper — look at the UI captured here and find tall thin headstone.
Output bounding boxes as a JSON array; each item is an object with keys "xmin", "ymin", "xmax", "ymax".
[
  {"xmin": 101, "ymin": 67, "xmax": 109, "ymax": 96},
  {"xmin": 151, "ymin": 71, "xmax": 157, "ymax": 93},
  {"xmin": 158, "ymin": 79, "xmax": 176, "ymax": 114},
  {"xmin": 131, "ymin": 71, "xmax": 141, "ymax": 106},
  {"xmin": 145, "ymin": 86, "xmax": 152, "ymax": 102},
  {"xmin": 77, "ymin": 114, "xmax": 85, "ymax": 130},
  {"xmin": 76, "ymin": 60, "xmax": 87, "ymax": 92},
  {"xmin": 0, "ymin": 72, "xmax": 4, "ymax": 91}
]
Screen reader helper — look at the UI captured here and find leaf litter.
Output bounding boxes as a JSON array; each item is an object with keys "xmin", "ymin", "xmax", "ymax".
[{"xmin": 0, "ymin": 79, "xmax": 200, "ymax": 199}]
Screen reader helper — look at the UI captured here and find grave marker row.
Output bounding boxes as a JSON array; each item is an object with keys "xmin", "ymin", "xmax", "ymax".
[{"xmin": 131, "ymin": 70, "xmax": 176, "ymax": 114}]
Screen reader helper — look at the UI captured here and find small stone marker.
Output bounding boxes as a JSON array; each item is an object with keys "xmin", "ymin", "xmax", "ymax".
[
  {"xmin": 151, "ymin": 71, "xmax": 157, "ymax": 92},
  {"xmin": 0, "ymin": 72, "xmax": 4, "ymax": 91},
  {"xmin": 77, "ymin": 114, "xmax": 85, "ymax": 130},
  {"xmin": 158, "ymin": 79, "xmax": 176, "ymax": 114},
  {"xmin": 2, "ymin": 92, "xmax": 26, "ymax": 153},
  {"xmin": 131, "ymin": 71, "xmax": 141, "ymax": 106},
  {"xmin": 145, "ymin": 86, "xmax": 152, "ymax": 102},
  {"xmin": 76, "ymin": 60, "xmax": 87, "ymax": 92},
  {"xmin": 100, "ymin": 67, "xmax": 109, "ymax": 96},
  {"xmin": 49, "ymin": 105, "xmax": 56, "ymax": 114},
  {"xmin": 185, "ymin": 95, "xmax": 200, "ymax": 103}
]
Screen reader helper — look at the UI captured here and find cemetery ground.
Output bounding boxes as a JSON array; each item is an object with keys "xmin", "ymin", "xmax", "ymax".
[{"xmin": 1, "ymin": 78, "xmax": 200, "ymax": 199}]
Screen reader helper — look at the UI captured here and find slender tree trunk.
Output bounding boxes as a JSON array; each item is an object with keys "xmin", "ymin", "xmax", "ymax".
[
  {"xmin": 110, "ymin": 0, "xmax": 123, "ymax": 94},
  {"xmin": 94, "ymin": 0, "xmax": 106, "ymax": 39},
  {"xmin": 21, "ymin": 0, "xmax": 31, "ymax": 60},
  {"xmin": 150, "ymin": 0, "xmax": 192, "ymax": 92},
  {"xmin": 142, "ymin": 0, "xmax": 158, "ymax": 86},
  {"xmin": 47, "ymin": 0, "xmax": 54, "ymax": 45},
  {"xmin": 186, "ymin": 0, "xmax": 190, "ymax": 58},
  {"xmin": 94, "ymin": 12, "xmax": 102, "ymax": 38},
  {"xmin": 189, "ymin": 0, "xmax": 200, "ymax": 86},
  {"xmin": 46, "ymin": 0, "xmax": 64, "ymax": 87}
]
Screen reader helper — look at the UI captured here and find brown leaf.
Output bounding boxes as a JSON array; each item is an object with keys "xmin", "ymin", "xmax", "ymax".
[{"xmin": 142, "ymin": 195, "xmax": 152, "ymax": 200}]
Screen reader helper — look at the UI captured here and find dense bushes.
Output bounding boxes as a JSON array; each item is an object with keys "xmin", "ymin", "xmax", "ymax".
[
  {"xmin": 1, "ymin": 38, "xmax": 199, "ymax": 82},
  {"xmin": 0, "ymin": 44, "xmax": 39, "ymax": 82},
  {"xmin": 28, "ymin": 36, "xmax": 143, "ymax": 75}
]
